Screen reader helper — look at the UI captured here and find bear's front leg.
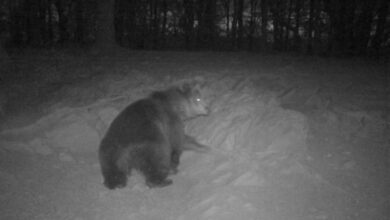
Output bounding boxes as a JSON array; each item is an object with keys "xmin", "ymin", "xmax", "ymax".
[{"xmin": 170, "ymin": 148, "xmax": 182, "ymax": 175}]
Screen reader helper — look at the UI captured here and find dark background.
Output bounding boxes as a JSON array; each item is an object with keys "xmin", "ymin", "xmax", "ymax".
[{"xmin": 0, "ymin": 0, "xmax": 389, "ymax": 57}]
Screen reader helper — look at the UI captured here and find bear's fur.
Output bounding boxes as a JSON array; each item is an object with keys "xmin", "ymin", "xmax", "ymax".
[{"xmin": 99, "ymin": 82, "xmax": 210, "ymax": 189}]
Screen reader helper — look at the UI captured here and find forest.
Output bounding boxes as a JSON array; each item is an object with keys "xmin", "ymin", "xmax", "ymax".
[{"xmin": 0, "ymin": 0, "xmax": 389, "ymax": 56}]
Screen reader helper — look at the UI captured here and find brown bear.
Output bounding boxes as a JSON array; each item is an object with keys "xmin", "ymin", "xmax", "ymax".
[{"xmin": 99, "ymin": 82, "xmax": 210, "ymax": 189}]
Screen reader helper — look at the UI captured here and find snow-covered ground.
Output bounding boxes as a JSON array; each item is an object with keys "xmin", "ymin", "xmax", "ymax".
[{"xmin": 0, "ymin": 50, "xmax": 388, "ymax": 220}]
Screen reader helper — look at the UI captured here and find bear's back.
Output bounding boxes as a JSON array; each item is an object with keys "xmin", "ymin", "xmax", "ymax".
[{"xmin": 102, "ymin": 98, "xmax": 170, "ymax": 147}]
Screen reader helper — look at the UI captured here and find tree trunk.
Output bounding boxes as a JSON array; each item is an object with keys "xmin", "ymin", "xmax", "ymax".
[
  {"xmin": 183, "ymin": 0, "xmax": 195, "ymax": 49},
  {"xmin": 223, "ymin": 0, "xmax": 230, "ymax": 38},
  {"xmin": 151, "ymin": 0, "xmax": 161, "ymax": 49},
  {"xmin": 325, "ymin": 0, "xmax": 337, "ymax": 54},
  {"xmin": 261, "ymin": 0, "xmax": 268, "ymax": 49},
  {"xmin": 231, "ymin": 0, "xmax": 237, "ymax": 48},
  {"xmin": 95, "ymin": 0, "xmax": 116, "ymax": 52},
  {"xmin": 331, "ymin": 1, "xmax": 345, "ymax": 54},
  {"xmin": 206, "ymin": 0, "xmax": 217, "ymax": 48},
  {"xmin": 25, "ymin": 0, "xmax": 42, "ymax": 46},
  {"xmin": 284, "ymin": 0, "xmax": 293, "ymax": 50},
  {"xmin": 75, "ymin": 0, "xmax": 84, "ymax": 44},
  {"xmin": 293, "ymin": 0, "xmax": 302, "ymax": 50},
  {"xmin": 307, "ymin": 0, "xmax": 315, "ymax": 53},
  {"xmin": 355, "ymin": 1, "xmax": 374, "ymax": 55},
  {"xmin": 160, "ymin": 0, "xmax": 168, "ymax": 48},
  {"xmin": 237, "ymin": 0, "xmax": 244, "ymax": 49},
  {"xmin": 55, "ymin": 0, "xmax": 69, "ymax": 44},
  {"xmin": 372, "ymin": 0, "xmax": 388, "ymax": 54},
  {"xmin": 272, "ymin": 0, "xmax": 283, "ymax": 50},
  {"xmin": 196, "ymin": 0, "xmax": 205, "ymax": 47},
  {"xmin": 126, "ymin": 0, "xmax": 137, "ymax": 48},
  {"xmin": 139, "ymin": 3, "xmax": 148, "ymax": 49},
  {"xmin": 47, "ymin": 0, "xmax": 54, "ymax": 45},
  {"xmin": 313, "ymin": 0, "xmax": 322, "ymax": 53},
  {"xmin": 344, "ymin": 0, "xmax": 356, "ymax": 53},
  {"xmin": 38, "ymin": 1, "xmax": 47, "ymax": 44},
  {"xmin": 248, "ymin": 0, "xmax": 258, "ymax": 50}
]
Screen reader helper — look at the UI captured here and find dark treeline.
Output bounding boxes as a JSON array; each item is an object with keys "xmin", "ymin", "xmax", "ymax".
[{"xmin": 0, "ymin": 0, "xmax": 389, "ymax": 56}]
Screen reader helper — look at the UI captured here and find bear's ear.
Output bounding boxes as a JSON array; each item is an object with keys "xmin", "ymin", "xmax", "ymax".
[
  {"xmin": 178, "ymin": 82, "xmax": 194, "ymax": 96},
  {"xmin": 175, "ymin": 77, "xmax": 205, "ymax": 94},
  {"xmin": 180, "ymin": 82, "xmax": 192, "ymax": 92}
]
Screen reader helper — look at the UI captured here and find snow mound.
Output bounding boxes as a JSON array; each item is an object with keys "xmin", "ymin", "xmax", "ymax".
[
  {"xmin": 0, "ymin": 73, "xmax": 308, "ymax": 167},
  {"xmin": 187, "ymin": 76, "xmax": 308, "ymax": 159}
]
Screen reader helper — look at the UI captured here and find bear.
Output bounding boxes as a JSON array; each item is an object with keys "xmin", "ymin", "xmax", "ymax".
[{"xmin": 98, "ymin": 82, "xmax": 210, "ymax": 189}]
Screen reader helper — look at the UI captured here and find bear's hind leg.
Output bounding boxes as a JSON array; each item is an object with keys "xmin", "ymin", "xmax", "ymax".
[
  {"xmin": 103, "ymin": 168, "xmax": 127, "ymax": 189},
  {"xmin": 100, "ymin": 148, "xmax": 129, "ymax": 190},
  {"xmin": 141, "ymin": 142, "xmax": 172, "ymax": 188}
]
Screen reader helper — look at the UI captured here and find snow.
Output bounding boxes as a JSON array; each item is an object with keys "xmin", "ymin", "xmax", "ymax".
[{"xmin": 0, "ymin": 50, "xmax": 388, "ymax": 220}]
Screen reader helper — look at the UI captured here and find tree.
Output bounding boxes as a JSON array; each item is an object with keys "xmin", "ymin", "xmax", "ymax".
[
  {"xmin": 95, "ymin": 0, "xmax": 116, "ymax": 51},
  {"xmin": 0, "ymin": 0, "xmax": 9, "ymax": 57},
  {"xmin": 284, "ymin": 0, "xmax": 293, "ymax": 50},
  {"xmin": 307, "ymin": 0, "xmax": 315, "ymax": 53},
  {"xmin": 260, "ymin": 0, "xmax": 269, "ymax": 49},
  {"xmin": 74, "ymin": 0, "xmax": 85, "ymax": 44},
  {"xmin": 293, "ymin": 0, "xmax": 303, "ymax": 50},
  {"xmin": 271, "ymin": 0, "xmax": 284, "ymax": 50},
  {"xmin": 248, "ymin": 0, "xmax": 259, "ymax": 50},
  {"xmin": 355, "ymin": 0, "xmax": 375, "ymax": 55},
  {"xmin": 372, "ymin": 0, "xmax": 389, "ymax": 55},
  {"xmin": 231, "ymin": 0, "xmax": 244, "ymax": 49},
  {"xmin": 222, "ymin": 0, "xmax": 231, "ymax": 39},
  {"xmin": 55, "ymin": 0, "xmax": 69, "ymax": 44},
  {"xmin": 149, "ymin": 0, "xmax": 161, "ymax": 49},
  {"xmin": 160, "ymin": 0, "xmax": 168, "ymax": 48},
  {"xmin": 183, "ymin": 0, "xmax": 195, "ymax": 49},
  {"xmin": 0, "ymin": 0, "xmax": 388, "ymax": 56},
  {"xmin": 24, "ymin": 0, "xmax": 43, "ymax": 46},
  {"xmin": 196, "ymin": 0, "xmax": 217, "ymax": 49},
  {"xmin": 237, "ymin": 0, "xmax": 244, "ymax": 49}
]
